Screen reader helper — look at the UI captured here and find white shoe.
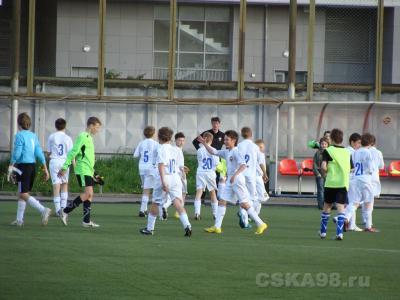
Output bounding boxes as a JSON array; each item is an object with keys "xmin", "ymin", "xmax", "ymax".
[
  {"xmin": 10, "ymin": 220, "xmax": 24, "ymax": 227},
  {"xmin": 82, "ymin": 221, "xmax": 100, "ymax": 228},
  {"xmin": 60, "ymin": 210, "xmax": 68, "ymax": 226},
  {"xmin": 41, "ymin": 208, "xmax": 51, "ymax": 226},
  {"xmin": 348, "ymin": 226, "xmax": 363, "ymax": 232}
]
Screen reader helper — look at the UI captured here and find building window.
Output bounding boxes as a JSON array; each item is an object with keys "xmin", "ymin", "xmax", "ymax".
[
  {"xmin": 274, "ymin": 71, "xmax": 308, "ymax": 84},
  {"xmin": 153, "ymin": 5, "xmax": 232, "ymax": 81}
]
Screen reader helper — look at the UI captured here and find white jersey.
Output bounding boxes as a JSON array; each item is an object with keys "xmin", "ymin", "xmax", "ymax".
[
  {"xmin": 175, "ymin": 145, "xmax": 185, "ymax": 176},
  {"xmin": 256, "ymin": 151, "xmax": 266, "ymax": 177},
  {"xmin": 237, "ymin": 139, "xmax": 259, "ymax": 177},
  {"xmin": 157, "ymin": 143, "xmax": 180, "ymax": 175},
  {"xmin": 216, "ymin": 147, "xmax": 246, "ymax": 178},
  {"xmin": 133, "ymin": 138, "xmax": 159, "ymax": 173},
  {"xmin": 369, "ymin": 146, "xmax": 384, "ymax": 181},
  {"xmin": 353, "ymin": 147, "xmax": 374, "ymax": 183},
  {"xmin": 197, "ymin": 145, "xmax": 219, "ymax": 174},
  {"xmin": 47, "ymin": 131, "xmax": 73, "ymax": 160}
]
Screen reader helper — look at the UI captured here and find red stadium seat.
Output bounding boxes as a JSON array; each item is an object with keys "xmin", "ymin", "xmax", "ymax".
[
  {"xmin": 279, "ymin": 159, "xmax": 300, "ymax": 176},
  {"xmin": 301, "ymin": 159, "xmax": 314, "ymax": 176},
  {"xmin": 379, "ymin": 166, "xmax": 389, "ymax": 177},
  {"xmin": 389, "ymin": 161, "xmax": 400, "ymax": 177}
]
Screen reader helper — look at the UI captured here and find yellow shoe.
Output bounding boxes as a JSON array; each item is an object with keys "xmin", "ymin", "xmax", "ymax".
[
  {"xmin": 255, "ymin": 223, "xmax": 268, "ymax": 235},
  {"xmin": 174, "ymin": 211, "xmax": 180, "ymax": 219},
  {"xmin": 204, "ymin": 226, "xmax": 222, "ymax": 234}
]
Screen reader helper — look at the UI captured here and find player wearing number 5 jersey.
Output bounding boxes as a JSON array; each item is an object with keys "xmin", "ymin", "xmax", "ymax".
[
  {"xmin": 194, "ymin": 132, "xmax": 219, "ymax": 220},
  {"xmin": 47, "ymin": 118, "xmax": 73, "ymax": 216},
  {"xmin": 133, "ymin": 126, "xmax": 159, "ymax": 217},
  {"xmin": 344, "ymin": 133, "xmax": 378, "ymax": 233},
  {"xmin": 140, "ymin": 127, "xmax": 192, "ymax": 237}
]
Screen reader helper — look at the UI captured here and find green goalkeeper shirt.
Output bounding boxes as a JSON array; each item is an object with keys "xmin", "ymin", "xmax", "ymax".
[{"xmin": 62, "ymin": 131, "xmax": 95, "ymax": 176}]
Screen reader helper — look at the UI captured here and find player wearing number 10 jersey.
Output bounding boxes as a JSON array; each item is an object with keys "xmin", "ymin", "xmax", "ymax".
[{"xmin": 47, "ymin": 118, "xmax": 73, "ymax": 216}]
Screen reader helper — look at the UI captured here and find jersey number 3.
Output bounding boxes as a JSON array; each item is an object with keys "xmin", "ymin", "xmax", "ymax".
[{"xmin": 57, "ymin": 144, "xmax": 64, "ymax": 156}]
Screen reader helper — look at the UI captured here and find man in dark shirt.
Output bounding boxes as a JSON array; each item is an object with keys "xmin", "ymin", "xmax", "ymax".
[{"xmin": 192, "ymin": 117, "xmax": 225, "ymax": 151}]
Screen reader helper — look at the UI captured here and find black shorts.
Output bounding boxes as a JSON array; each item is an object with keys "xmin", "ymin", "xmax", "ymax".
[
  {"xmin": 324, "ymin": 187, "xmax": 348, "ymax": 205},
  {"xmin": 76, "ymin": 175, "xmax": 94, "ymax": 187},
  {"xmin": 16, "ymin": 163, "xmax": 36, "ymax": 193}
]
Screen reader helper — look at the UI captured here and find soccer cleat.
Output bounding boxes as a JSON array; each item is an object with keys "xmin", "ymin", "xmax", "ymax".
[
  {"xmin": 162, "ymin": 207, "xmax": 168, "ymax": 220},
  {"xmin": 10, "ymin": 220, "xmax": 24, "ymax": 227},
  {"xmin": 82, "ymin": 221, "xmax": 100, "ymax": 228},
  {"xmin": 60, "ymin": 210, "xmax": 68, "ymax": 226},
  {"xmin": 318, "ymin": 231, "xmax": 326, "ymax": 239},
  {"xmin": 237, "ymin": 212, "xmax": 245, "ymax": 228},
  {"xmin": 255, "ymin": 223, "xmax": 268, "ymax": 235},
  {"xmin": 41, "ymin": 208, "xmax": 51, "ymax": 226},
  {"xmin": 139, "ymin": 228, "xmax": 154, "ymax": 235},
  {"xmin": 364, "ymin": 227, "xmax": 380, "ymax": 233},
  {"xmin": 194, "ymin": 214, "xmax": 201, "ymax": 220},
  {"xmin": 184, "ymin": 226, "xmax": 192, "ymax": 237},
  {"xmin": 174, "ymin": 211, "xmax": 180, "ymax": 219},
  {"xmin": 138, "ymin": 211, "xmax": 146, "ymax": 217},
  {"xmin": 335, "ymin": 234, "xmax": 343, "ymax": 241},
  {"xmin": 348, "ymin": 226, "xmax": 363, "ymax": 232},
  {"xmin": 204, "ymin": 226, "xmax": 222, "ymax": 234}
]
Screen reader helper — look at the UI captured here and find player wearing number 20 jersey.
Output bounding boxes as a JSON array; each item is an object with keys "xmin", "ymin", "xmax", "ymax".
[{"xmin": 196, "ymin": 145, "xmax": 219, "ymax": 192}]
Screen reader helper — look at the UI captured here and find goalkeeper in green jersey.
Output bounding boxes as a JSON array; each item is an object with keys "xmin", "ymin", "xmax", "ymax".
[{"xmin": 58, "ymin": 117, "xmax": 102, "ymax": 228}]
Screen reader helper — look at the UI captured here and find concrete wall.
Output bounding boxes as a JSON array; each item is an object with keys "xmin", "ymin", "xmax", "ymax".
[{"xmin": 392, "ymin": 7, "xmax": 400, "ymax": 84}]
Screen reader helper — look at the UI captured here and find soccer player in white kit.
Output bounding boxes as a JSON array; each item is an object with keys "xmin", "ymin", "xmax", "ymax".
[
  {"xmin": 47, "ymin": 118, "xmax": 73, "ymax": 216},
  {"xmin": 140, "ymin": 127, "xmax": 192, "ymax": 237},
  {"xmin": 254, "ymin": 139, "xmax": 270, "ymax": 215},
  {"xmin": 345, "ymin": 133, "xmax": 362, "ymax": 231},
  {"xmin": 236, "ymin": 127, "xmax": 261, "ymax": 229},
  {"xmin": 364, "ymin": 134, "xmax": 384, "ymax": 227},
  {"xmin": 194, "ymin": 132, "xmax": 219, "ymax": 220},
  {"xmin": 198, "ymin": 130, "xmax": 268, "ymax": 235},
  {"xmin": 344, "ymin": 133, "xmax": 378, "ymax": 232},
  {"xmin": 133, "ymin": 126, "xmax": 159, "ymax": 217}
]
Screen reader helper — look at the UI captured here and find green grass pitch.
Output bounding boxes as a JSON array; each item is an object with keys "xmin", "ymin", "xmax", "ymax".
[{"xmin": 0, "ymin": 201, "xmax": 399, "ymax": 300}]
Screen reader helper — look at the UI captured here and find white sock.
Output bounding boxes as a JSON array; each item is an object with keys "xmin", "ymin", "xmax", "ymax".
[
  {"xmin": 194, "ymin": 199, "xmax": 201, "ymax": 215},
  {"xmin": 350, "ymin": 210, "xmax": 357, "ymax": 229},
  {"xmin": 16, "ymin": 200, "xmax": 26, "ymax": 222},
  {"xmin": 247, "ymin": 206, "xmax": 264, "ymax": 227},
  {"xmin": 53, "ymin": 196, "xmax": 61, "ymax": 213},
  {"xmin": 211, "ymin": 201, "xmax": 218, "ymax": 217},
  {"xmin": 164, "ymin": 196, "xmax": 172, "ymax": 209},
  {"xmin": 147, "ymin": 214, "xmax": 157, "ymax": 231},
  {"xmin": 140, "ymin": 195, "xmax": 149, "ymax": 212},
  {"xmin": 363, "ymin": 208, "xmax": 372, "ymax": 229},
  {"xmin": 253, "ymin": 201, "xmax": 261, "ymax": 215},
  {"xmin": 179, "ymin": 212, "xmax": 191, "ymax": 229},
  {"xmin": 60, "ymin": 192, "xmax": 68, "ymax": 209},
  {"xmin": 215, "ymin": 205, "xmax": 226, "ymax": 229},
  {"xmin": 27, "ymin": 196, "xmax": 45, "ymax": 214},
  {"xmin": 240, "ymin": 208, "xmax": 249, "ymax": 226}
]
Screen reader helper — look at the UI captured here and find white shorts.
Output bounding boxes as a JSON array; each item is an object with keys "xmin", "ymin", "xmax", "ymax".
[
  {"xmin": 196, "ymin": 172, "xmax": 217, "ymax": 192},
  {"xmin": 49, "ymin": 159, "xmax": 69, "ymax": 185},
  {"xmin": 153, "ymin": 174, "xmax": 183, "ymax": 204},
  {"xmin": 219, "ymin": 174, "xmax": 249, "ymax": 204},
  {"xmin": 245, "ymin": 176, "xmax": 257, "ymax": 202},
  {"xmin": 349, "ymin": 179, "xmax": 374, "ymax": 205},
  {"xmin": 256, "ymin": 176, "xmax": 270, "ymax": 203}
]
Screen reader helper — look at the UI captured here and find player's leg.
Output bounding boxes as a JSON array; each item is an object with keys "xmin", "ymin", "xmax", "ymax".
[
  {"xmin": 60, "ymin": 182, "xmax": 69, "ymax": 212},
  {"xmin": 362, "ymin": 185, "xmax": 378, "ymax": 232},
  {"xmin": 52, "ymin": 183, "xmax": 61, "ymax": 216},
  {"xmin": 49, "ymin": 160, "xmax": 62, "ymax": 216},
  {"xmin": 19, "ymin": 164, "xmax": 51, "ymax": 225},
  {"xmin": 335, "ymin": 201, "xmax": 346, "ymax": 240},
  {"xmin": 194, "ymin": 188, "xmax": 203, "ymax": 220},
  {"xmin": 319, "ymin": 188, "xmax": 334, "ymax": 238},
  {"xmin": 209, "ymin": 190, "xmax": 218, "ymax": 219},
  {"xmin": 173, "ymin": 197, "xmax": 192, "ymax": 236},
  {"xmin": 205, "ymin": 199, "xmax": 227, "ymax": 233},
  {"xmin": 139, "ymin": 188, "xmax": 151, "ymax": 217},
  {"xmin": 240, "ymin": 201, "xmax": 268, "ymax": 235},
  {"xmin": 140, "ymin": 202, "xmax": 159, "ymax": 235}
]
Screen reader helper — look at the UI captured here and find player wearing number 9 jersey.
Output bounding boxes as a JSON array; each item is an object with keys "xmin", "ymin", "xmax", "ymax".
[
  {"xmin": 133, "ymin": 126, "xmax": 159, "ymax": 217},
  {"xmin": 194, "ymin": 132, "xmax": 219, "ymax": 220},
  {"xmin": 47, "ymin": 118, "xmax": 73, "ymax": 215},
  {"xmin": 140, "ymin": 127, "xmax": 192, "ymax": 237}
]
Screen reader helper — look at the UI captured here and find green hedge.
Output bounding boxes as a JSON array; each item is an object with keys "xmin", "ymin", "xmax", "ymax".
[{"xmin": 0, "ymin": 155, "xmax": 198, "ymax": 196}]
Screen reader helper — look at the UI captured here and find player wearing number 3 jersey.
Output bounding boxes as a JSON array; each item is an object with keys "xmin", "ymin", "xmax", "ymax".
[{"xmin": 47, "ymin": 118, "xmax": 73, "ymax": 215}]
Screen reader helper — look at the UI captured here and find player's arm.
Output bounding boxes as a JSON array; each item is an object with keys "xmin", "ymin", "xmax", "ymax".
[
  {"xmin": 193, "ymin": 131, "xmax": 206, "ymax": 150},
  {"xmin": 158, "ymin": 163, "xmax": 168, "ymax": 192},
  {"xmin": 8, "ymin": 135, "xmax": 23, "ymax": 181},
  {"xmin": 230, "ymin": 163, "xmax": 246, "ymax": 184},
  {"xmin": 378, "ymin": 151, "xmax": 384, "ymax": 170},
  {"xmin": 321, "ymin": 149, "xmax": 330, "ymax": 174},
  {"xmin": 197, "ymin": 136, "xmax": 218, "ymax": 156},
  {"xmin": 257, "ymin": 151, "xmax": 268, "ymax": 181},
  {"xmin": 34, "ymin": 136, "xmax": 49, "ymax": 181},
  {"xmin": 133, "ymin": 143, "xmax": 141, "ymax": 158},
  {"xmin": 59, "ymin": 134, "xmax": 84, "ymax": 176}
]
